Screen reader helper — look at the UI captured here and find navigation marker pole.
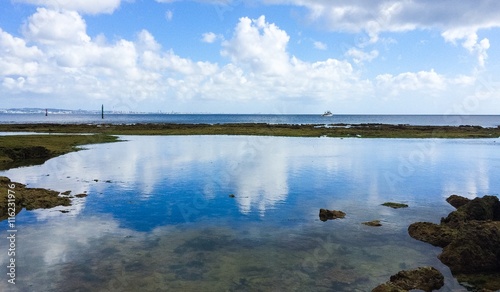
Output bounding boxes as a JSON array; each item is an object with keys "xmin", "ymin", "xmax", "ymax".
[{"xmin": 101, "ymin": 104, "xmax": 104, "ymax": 119}]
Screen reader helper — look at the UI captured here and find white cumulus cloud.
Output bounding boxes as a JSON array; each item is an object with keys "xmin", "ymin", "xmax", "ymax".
[
  {"xmin": 442, "ymin": 30, "xmax": 490, "ymax": 68},
  {"xmin": 14, "ymin": 0, "xmax": 122, "ymax": 14},
  {"xmin": 202, "ymin": 32, "xmax": 219, "ymax": 43},
  {"xmin": 346, "ymin": 48, "xmax": 379, "ymax": 64},
  {"xmin": 263, "ymin": 0, "xmax": 500, "ymax": 67},
  {"xmin": 1, "ymin": 6, "xmax": 496, "ymax": 113},
  {"xmin": 375, "ymin": 69, "xmax": 447, "ymax": 96},
  {"xmin": 313, "ymin": 41, "xmax": 327, "ymax": 50},
  {"xmin": 22, "ymin": 8, "xmax": 90, "ymax": 45},
  {"xmin": 221, "ymin": 15, "xmax": 291, "ymax": 76}
]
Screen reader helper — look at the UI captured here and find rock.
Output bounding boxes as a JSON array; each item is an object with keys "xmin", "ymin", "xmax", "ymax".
[
  {"xmin": 319, "ymin": 209, "xmax": 346, "ymax": 221},
  {"xmin": 438, "ymin": 220, "xmax": 500, "ymax": 274},
  {"xmin": 408, "ymin": 195, "xmax": 500, "ymax": 291},
  {"xmin": 362, "ymin": 220, "xmax": 382, "ymax": 227},
  {"xmin": 381, "ymin": 202, "xmax": 408, "ymax": 209},
  {"xmin": 0, "ymin": 176, "xmax": 71, "ymax": 221},
  {"xmin": 75, "ymin": 193, "xmax": 87, "ymax": 198},
  {"xmin": 228, "ymin": 194, "xmax": 235, "ymax": 198},
  {"xmin": 446, "ymin": 194, "xmax": 470, "ymax": 209},
  {"xmin": 441, "ymin": 195, "xmax": 500, "ymax": 228},
  {"xmin": 408, "ymin": 222, "xmax": 456, "ymax": 248},
  {"xmin": 372, "ymin": 266, "xmax": 444, "ymax": 292}
]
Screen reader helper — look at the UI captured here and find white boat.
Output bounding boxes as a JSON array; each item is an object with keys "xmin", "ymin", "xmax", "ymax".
[{"xmin": 322, "ymin": 111, "xmax": 332, "ymax": 117}]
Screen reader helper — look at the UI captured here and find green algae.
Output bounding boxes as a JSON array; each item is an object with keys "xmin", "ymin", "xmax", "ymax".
[
  {"xmin": 382, "ymin": 202, "xmax": 409, "ymax": 209},
  {"xmin": 0, "ymin": 176, "xmax": 71, "ymax": 220},
  {"xmin": 0, "ymin": 134, "xmax": 119, "ymax": 170}
]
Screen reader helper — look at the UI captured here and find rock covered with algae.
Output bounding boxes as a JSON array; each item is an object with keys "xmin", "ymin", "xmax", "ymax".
[
  {"xmin": 408, "ymin": 195, "xmax": 500, "ymax": 291},
  {"xmin": 0, "ymin": 176, "xmax": 71, "ymax": 221},
  {"xmin": 372, "ymin": 266, "xmax": 444, "ymax": 292},
  {"xmin": 381, "ymin": 202, "xmax": 408, "ymax": 209},
  {"xmin": 319, "ymin": 208, "xmax": 346, "ymax": 221}
]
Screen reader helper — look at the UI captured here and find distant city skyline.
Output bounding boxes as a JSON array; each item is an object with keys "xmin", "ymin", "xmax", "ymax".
[{"xmin": 1, "ymin": 0, "xmax": 500, "ymax": 114}]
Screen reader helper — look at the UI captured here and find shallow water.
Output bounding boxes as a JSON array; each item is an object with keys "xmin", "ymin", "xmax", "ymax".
[{"xmin": 1, "ymin": 136, "xmax": 500, "ymax": 291}]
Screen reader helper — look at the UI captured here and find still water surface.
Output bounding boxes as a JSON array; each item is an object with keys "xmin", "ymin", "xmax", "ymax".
[{"xmin": 1, "ymin": 136, "xmax": 499, "ymax": 291}]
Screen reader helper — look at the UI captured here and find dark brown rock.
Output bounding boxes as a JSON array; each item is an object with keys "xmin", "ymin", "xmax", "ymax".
[
  {"xmin": 408, "ymin": 195, "xmax": 500, "ymax": 291},
  {"xmin": 362, "ymin": 220, "xmax": 382, "ymax": 227},
  {"xmin": 319, "ymin": 208, "xmax": 346, "ymax": 221},
  {"xmin": 446, "ymin": 194, "xmax": 470, "ymax": 209},
  {"xmin": 441, "ymin": 195, "xmax": 500, "ymax": 228},
  {"xmin": 408, "ymin": 222, "xmax": 456, "ymax": 248},
  {"xmin": 438, "ymin": 220, "xmax": 500, "ymax": 274},
  {"xmin": 372, "ymin": 266, "xmax": 444, "ymax": 292}
]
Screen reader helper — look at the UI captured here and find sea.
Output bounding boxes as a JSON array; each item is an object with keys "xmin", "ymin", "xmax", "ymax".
[
  {"xmin": 0, "ymin": 113, "xmax": 499, "ymax": 127},
  {"xmin": 1, "ymin": 114, "xmax": 500, "ymax": 291}
]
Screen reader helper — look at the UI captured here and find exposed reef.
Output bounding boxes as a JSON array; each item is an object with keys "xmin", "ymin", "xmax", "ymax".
[
  {"xmin": 372, "ymin": 266, "xmax": 444, "ymax": 292},
  {"xmin": 319, "ymin": 209, "xmax": 346, "ymax": 221},
  {"xmin": 408, "ymin": 195, "xmax": 500, "ymax": 291},
  {"xmin": 2, "ymin": 122, "xmax": 500, "ymax": 138},
  {"xmin": 0, "ymin": 134, "xmax": 119, "ymax": 170},
  {"xmin": 0, "ymin": 176, "xmax": 71, "ymax": 221}
]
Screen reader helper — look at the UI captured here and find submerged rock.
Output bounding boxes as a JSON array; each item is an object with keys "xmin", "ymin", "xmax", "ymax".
[
  {"xmin": 319, "ymin": 209, "xmax": 346, "ymax": 221},
  {"xmin": 408, "ymin": 195, "xmax": 500, "ymax": 290},
  {"xmin": 381, "ymin": 202, "xmax": 408, "ymax": 209},
  {"xmin": 372, "ymin": 266, "xmax": 444, "ymax": 292},
  {"xmin": 362, "ymin": 220, "xmax": 382, "ymax": 227}
]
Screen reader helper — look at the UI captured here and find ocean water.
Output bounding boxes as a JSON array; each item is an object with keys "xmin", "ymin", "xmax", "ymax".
[
  {"xmin": 0, "ymin": 113, "xmax": 499, "ymax": 127},
  {"xmin": 1, "ymin": 135, "xmax": 500, "ymax": 291}
]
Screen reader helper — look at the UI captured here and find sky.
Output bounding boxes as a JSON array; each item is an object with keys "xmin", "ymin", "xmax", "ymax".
[{"xmin": 1, "ymin": 0, "xmax": 500, "ymax": 114}]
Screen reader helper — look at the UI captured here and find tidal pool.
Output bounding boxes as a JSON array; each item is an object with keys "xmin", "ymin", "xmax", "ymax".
[{"xmin": 1, "ymin": 135, "xmax": 500, "ymax": 291}]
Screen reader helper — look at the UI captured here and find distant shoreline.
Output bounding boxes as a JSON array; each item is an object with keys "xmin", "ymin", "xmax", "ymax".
[{"xmin": 1, "ymin": 114, "xmax": 499, "ymax": 128}]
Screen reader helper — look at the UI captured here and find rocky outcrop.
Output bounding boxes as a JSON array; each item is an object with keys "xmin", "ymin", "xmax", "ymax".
[
  {"xmin": 441, "ymin": 195, "xmax": 500, "ymax": 228},
  {"xmin": 446, "ymin": 194, "xmax": 470, "ymax": 209},
  {"xmin": 408, "ymin": 195, "xmax": 500, "ymax": 290},
  {"xmin": 319, "ymin": 209, "xmax": 346, "ymax": 221},
  {"xmin": 438, "ymin": 220, "xmax": 500, "ymax": 274},
  {"xmin": 407, "ymin": 222, "xmax": 457, "ymax": 248},
  {"xmin": 0, "ymin": 176, "xmax": 71, "ymax": 221},
  {"xmin": 372, "ymin": 266, "xmax": 444, "ymax": 292}
]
